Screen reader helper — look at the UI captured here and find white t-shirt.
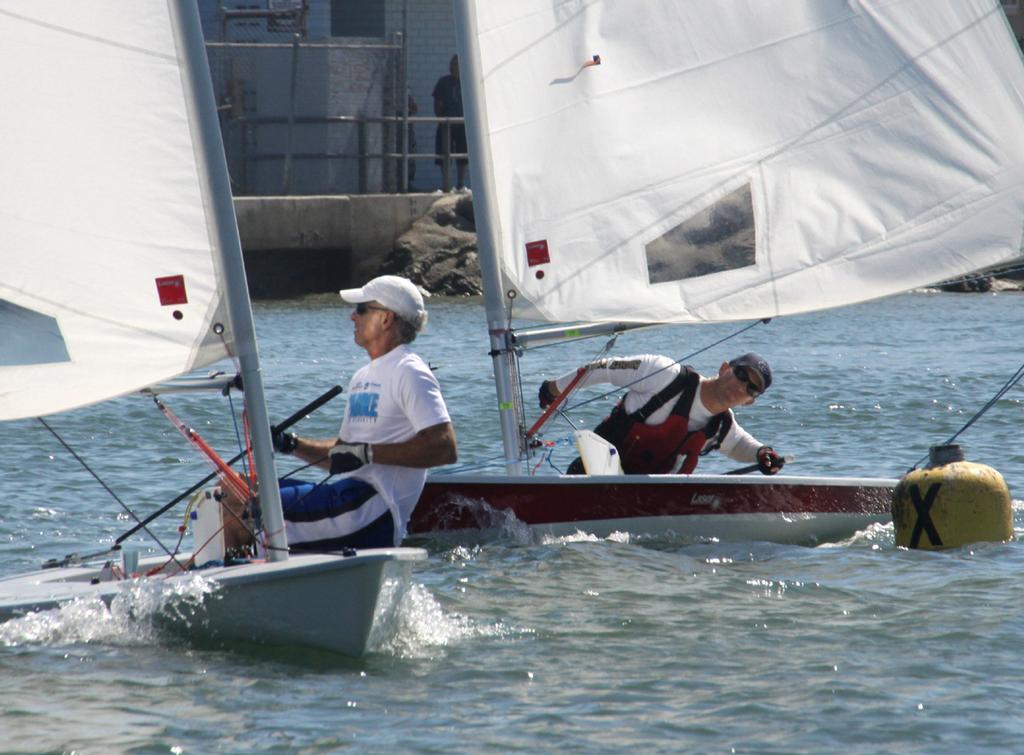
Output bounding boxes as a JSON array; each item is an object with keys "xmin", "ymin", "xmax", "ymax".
[
  {"xmin": 554, "ymin": 354, "xmax": 763, "ymax": 463},
  {"xmin": 340, "ymin": 344, "xmax": 451, "ymax": 539}
]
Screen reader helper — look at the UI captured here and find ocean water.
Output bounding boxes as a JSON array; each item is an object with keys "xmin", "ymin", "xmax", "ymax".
[{"xmin": 2, "ymin": 290, "xmax": 1023, "ymax": 753}]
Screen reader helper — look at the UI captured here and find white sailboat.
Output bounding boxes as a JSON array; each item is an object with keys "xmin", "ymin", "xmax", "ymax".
[
  {"xmin": 413, "ymin": 0, "xmax": 1024, "ymax": 543},
  {"xmin": 0, "ymin": 0, "xmax": 424, "ymax": 656}
]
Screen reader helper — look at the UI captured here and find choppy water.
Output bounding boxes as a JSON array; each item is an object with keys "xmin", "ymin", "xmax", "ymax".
[{"xmin": 2, "ymin": 290, "xmax": 1023, "ymax": 753}]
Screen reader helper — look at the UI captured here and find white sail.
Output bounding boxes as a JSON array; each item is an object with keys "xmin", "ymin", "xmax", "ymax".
[
  {"xmin": 0, "ymin": 1, "xmax": 432, "ymax": 649},
  {"xmin": 0, "ymin": 2, "xmax": 230, "ymax": 420},
  {"xmin": 460, "ymin": 0, "xmax": 1024, "ymax": 325}
]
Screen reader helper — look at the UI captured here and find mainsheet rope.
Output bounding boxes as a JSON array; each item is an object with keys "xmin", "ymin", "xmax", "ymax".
[{"xmin": 909, "ymin": 356, "xmax": 1024, "ymax": 471}]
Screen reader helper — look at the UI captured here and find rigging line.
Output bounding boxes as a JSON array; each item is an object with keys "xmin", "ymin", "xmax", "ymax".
[
  {"xmin": 501, "ymin": 290, "xmax": 536, "ymax": 463},
  {"xmin": 943, "ymin": 365, "xmax": 1024, "ymax": 444},
  {"xmin": 510, "ymin": 329, "xmax": 528, "ymax": 450},
  {"xmin": 36, "ymin": 417, "xmax": 188, "ymax": 568},
  {"xmin": 114, "ymin": 386, "xmax": 344, "ymax": 545},
  {"xmin": 525, "ymin": 331, "xmax": 620, "ymax": 441},
  {"xmin": 908, "ymin": 358, "xmax": 1024, "ymax": 471},
  {"xmin": 544, "ymin": 335, "xmax": 619, "ymax": 423},
  {"xmin": 530, "ymin": 448, "xmax": 548, "ymax": 475},
  {"xmin": 214, "ymin": 323, "xmax": 242, "ymax": 373},
  {"xmin": 155, "ymin": 398, "xmax": 250, "ymax": 502},
  {"xmin": 212, "ymin": 325, "xmax": 249, "ymax": 476},
  {"xmin": 563, "ymin": 318, "xmax": 770, "ymax": 413},
  {"xmin": 519, "ymin": 328, "xmax": 629, "ymax": 352},
  {"xmin": 505, "ymin": 289, "xmax": 515, "ymax": 333},
  {"xmin": 280, "ymin": 459, "xmax": 323, "ymax": 480},
  {"xmin": 264, "ymin": 456, "xmax": 332, "ymax": 518},
  {"xmin": 431, "ymin": 455, "xmax": 513, "ymax": 474},
  {"xmin": 247, "ymin": 466, "xmax": 338, "ymax": 556},
  {"xmin": 42, "ymin": 546, "xmax": 119, "ymax": 570},
  {"xmin": 242, "ymin": 412, "xmax": 257, "ymax": 490},
  {"xmin": 555, "ymin": 404, "xmax": 580, "ymax": 430},
  {"xmin": 225, "ymin": 389, "xmax": 252, "ymax": 484},
  {"xmin": 115, "ymin": 454, "xmax": 240, "ymax": 545}
]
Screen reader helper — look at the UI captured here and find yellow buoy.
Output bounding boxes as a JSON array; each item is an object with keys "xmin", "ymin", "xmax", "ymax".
[{"xmin": 891, "ymin": 444, "xmax": 1012, "ymax": 549}]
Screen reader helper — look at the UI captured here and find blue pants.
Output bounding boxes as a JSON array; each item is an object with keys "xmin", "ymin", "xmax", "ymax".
[{"xmin": 279, "ymin": 477, "xmax": 395, "ymax": 552}]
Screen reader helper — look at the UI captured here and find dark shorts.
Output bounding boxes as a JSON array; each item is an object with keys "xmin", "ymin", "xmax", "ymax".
[
  {"xmin": 435, "ymin": 123, "xmax": 468, "ymax": 166},
  {"xmin": 279, "ymin": 477, "xmax": 395, "ymax": 552}
]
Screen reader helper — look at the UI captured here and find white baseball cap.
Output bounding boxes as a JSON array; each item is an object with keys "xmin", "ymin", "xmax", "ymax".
[{"xmin": 339, "ymin": 275, "xmax": 428, "ymax": 331}]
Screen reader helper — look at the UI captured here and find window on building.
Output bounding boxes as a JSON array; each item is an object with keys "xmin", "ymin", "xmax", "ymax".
[{"xmin": 331, "ymin": 0, "xmax": 385, "ymax": 37}]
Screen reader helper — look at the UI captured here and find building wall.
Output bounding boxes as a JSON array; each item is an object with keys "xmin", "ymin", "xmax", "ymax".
[
  {"xmin": 199, "ymin": 0, "xmax": 1023, "ymax": 195},
  {"xmin": 202, "ymin": 1, "xmax": 337, "ymax": 195},
  {"xmin": 199, "ymin": 0, "xmax": 459, "ymax": 195}
]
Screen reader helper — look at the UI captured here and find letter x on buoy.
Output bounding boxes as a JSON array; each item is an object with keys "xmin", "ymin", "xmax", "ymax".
[{"xmin": 909, "ymin": 482, "xmax": 943, "ymax": 548}]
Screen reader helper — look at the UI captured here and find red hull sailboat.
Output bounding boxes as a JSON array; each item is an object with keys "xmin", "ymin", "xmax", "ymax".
[{"xmin": 408, "ymin": 0, "xmax": 1024, "ymax": 545}]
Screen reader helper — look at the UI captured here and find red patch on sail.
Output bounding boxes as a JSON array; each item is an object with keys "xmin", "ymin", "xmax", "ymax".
[
  {"xmin": 526, "ymin": 240, "xmax": 550, "ymax": 266},
  {"xmin": 155, "ymin": 275, "xmax": 188, "ymax": 306}
]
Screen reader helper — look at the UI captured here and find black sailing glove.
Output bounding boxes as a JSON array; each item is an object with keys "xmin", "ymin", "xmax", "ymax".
[
  {"xmin": 329, "ymin": 442, "xmax": 372, "ymax": 474},
  {"xmin": 272, "ymin": 429, "xmax": 298, "ymax": 454},
  {"xmin": 757, "ymin": 446, "xmax": 785, "ymax": 475}
]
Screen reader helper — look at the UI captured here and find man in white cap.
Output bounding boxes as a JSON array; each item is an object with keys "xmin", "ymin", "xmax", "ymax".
[{"xmin": 226, "ymin": 275, "xmax": 456, "ymax": 553}]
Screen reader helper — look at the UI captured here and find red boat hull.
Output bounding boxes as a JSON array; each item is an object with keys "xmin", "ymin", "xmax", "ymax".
[{"xmin": 410, "ymin": 474, "xmax": 896, "ymax": 544}]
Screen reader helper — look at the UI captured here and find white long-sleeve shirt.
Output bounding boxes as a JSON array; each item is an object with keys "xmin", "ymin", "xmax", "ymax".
[{"xmin": 553, "ymin": 354, "xmax": 764, "ymax": 463}]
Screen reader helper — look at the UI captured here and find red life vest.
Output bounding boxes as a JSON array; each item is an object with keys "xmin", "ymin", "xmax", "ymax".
[{"xmin": 592, "ymin": 367, "xmax": 732, "ymax": 474}]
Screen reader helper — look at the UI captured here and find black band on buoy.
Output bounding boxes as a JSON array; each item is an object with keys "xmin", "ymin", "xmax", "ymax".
[{"xmin": 928, "ymin": 444, "xmax": 964, "ymax": 467}]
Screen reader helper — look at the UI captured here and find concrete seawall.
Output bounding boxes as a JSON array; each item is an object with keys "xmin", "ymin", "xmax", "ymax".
[{"xmin": 235, "ymin": 194, "xmax": 440, "ymax": 299}]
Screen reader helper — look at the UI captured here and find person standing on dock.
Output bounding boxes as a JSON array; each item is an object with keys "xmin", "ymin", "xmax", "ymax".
[
  {"xmin": 539, "ymin": 353, "xmax": 784, "ymax": 476},
  {"xmin": 432, "ymin": 54, "xmax": 468, "ymax": 191}
]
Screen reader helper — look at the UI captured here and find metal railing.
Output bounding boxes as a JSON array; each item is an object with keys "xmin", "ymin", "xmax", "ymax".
[
  {"xmin": 227, "ymin": 113, "xmax": 467, "ymax": 194},
  {"xmin": 207, "ymin": 0, "xmax": 467, "ymax": 196}
]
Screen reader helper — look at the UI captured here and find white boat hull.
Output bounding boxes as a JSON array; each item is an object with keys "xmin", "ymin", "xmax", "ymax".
[
  {"xmin": 0, "ymin": 548, "xmax": 426, "ymax": 656},
  {"xmin": 518, "ymin": 511, "xmax": 889, "ymax": 544}
]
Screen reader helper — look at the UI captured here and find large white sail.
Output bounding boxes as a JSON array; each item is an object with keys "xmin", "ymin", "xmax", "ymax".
[
  {"xmin": 0, "ymin": 2, "xmax": 230, "ymax": 420},
  {"xmin": 460, "ymin": 0, "xmax": 1024, "ymax": 325}
]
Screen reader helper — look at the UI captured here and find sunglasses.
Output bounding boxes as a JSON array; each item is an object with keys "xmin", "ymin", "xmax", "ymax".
[
  {"xmin": 354, "ymin": 302, "xmax": 389, "ymax": 315},
  {"xmin": 732, "ymin": 365, "xmax": 764, "ymax": 398}
]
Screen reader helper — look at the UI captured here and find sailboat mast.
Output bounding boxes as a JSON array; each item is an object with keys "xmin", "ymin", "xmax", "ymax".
[
  {"xmin": 170, "ymin": 0, "xmax": 290, "ymax": 560},
  {"xmin": 454, "ymin": 0, "xmax": 525, "ymax": 475}
]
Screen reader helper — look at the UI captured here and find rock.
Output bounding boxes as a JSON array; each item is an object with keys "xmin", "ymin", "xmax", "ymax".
[
  {"xmin": 381, "ymin": 193, "xmax": 481, "ymax": 296},
  {"xmin": 937, "ymin": 275, "xmax": 993, "ymax": 293}
]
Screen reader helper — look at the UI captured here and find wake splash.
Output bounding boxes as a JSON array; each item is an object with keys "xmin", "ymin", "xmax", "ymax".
[
  {"xmin": 821, "ymin": 520, "xmax": 896, "ymax": 550},
  {"xmin": 0, "ymin": 574, "xmax": 217, "ymax": 648},
  {"xmin": 368, "ymin": 576, "xmax": 534, "ymax": 659},
  {"xmin": 540, "ymin": 529, "xmax": 633, "ymax": 545}
]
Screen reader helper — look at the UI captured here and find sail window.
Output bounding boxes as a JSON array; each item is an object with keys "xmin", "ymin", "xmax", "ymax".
[
  {"xmin": 645, "ymin": 184, "xmax": 756, "ymax": 284},
  {"xmin": 0, "ymin": 300, "xmax": 70, "ymax": 366}
]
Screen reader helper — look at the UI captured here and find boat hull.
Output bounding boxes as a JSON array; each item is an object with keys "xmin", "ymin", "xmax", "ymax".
[
  {"xmin": 412, "ymin": 474, "xmax": 896, "ymax": 544},
  {"xmin": 0, "ymin": 548, "xmax": 426, "ymax": 656}
]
